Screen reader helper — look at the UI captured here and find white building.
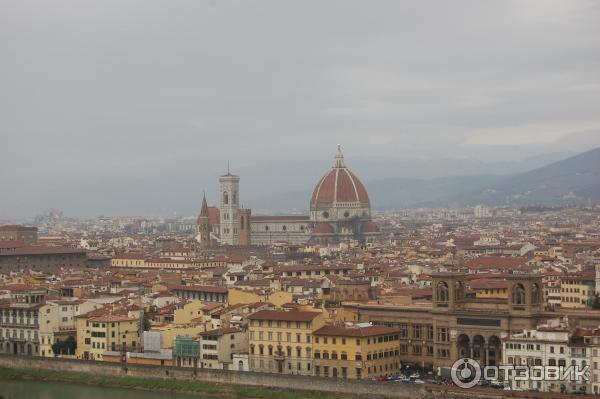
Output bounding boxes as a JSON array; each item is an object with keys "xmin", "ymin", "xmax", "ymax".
[
  {"xmin": 502, "ymin": 319, "xmax": 590, "ymax": 394},
  {"xmin": 200, "ymin": 327, "xmax": 248, "ymax": 370},
  {"xmin": 39, "ymin": 299, "xmax": 78, "ymax": 357},
  {"xmin": 474, "ymin": 204, "xmax": 492, "ymax": 218}
]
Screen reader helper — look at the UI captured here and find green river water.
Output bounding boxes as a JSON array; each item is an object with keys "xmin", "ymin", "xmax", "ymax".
[{"xmin": 0, "ymin": 380, "xmax": 205, "ymax": 399}]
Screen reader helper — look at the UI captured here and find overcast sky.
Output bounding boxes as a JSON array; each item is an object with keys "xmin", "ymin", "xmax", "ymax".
[{"xmin": 1, "ymin": 0, "xmax": 600, "ymax": 218}]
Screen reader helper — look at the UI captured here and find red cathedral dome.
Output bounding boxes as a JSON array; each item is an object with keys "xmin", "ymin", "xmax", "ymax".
[
  {"xmin": 310, "ymin": 146, "xmax": 370, "ymax": 209},
  {"xmin": 313, "ymin": 222, "xmax": 335, "ymax": 234},
  {"xmin": 361, "ymin": 220, "xmax": 380, "ymax": 233}
]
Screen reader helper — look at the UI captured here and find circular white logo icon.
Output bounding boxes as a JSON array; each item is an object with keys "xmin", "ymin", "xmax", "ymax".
[{"xmin": 451, "ymin": 358, "xmax": 481, "ymax": 388}]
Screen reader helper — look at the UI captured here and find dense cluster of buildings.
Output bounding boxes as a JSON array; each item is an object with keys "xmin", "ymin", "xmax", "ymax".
[{"xmin": 2, "ymin": 150, "xmax": 600, "ymax": 395}]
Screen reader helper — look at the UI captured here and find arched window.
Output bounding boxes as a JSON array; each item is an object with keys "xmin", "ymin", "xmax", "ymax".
[
  {"xmin": 223, "ymin": 191, "xmax": 229, "ymax": 205},
  {"xmin": 454, "ymin": 280, "xmax": 464, "ymax": 301},
  {"xmin": 437, "ymin": 281, "xmax": 449, "ymax": 303},
  {"xmin": 513, "ymin": 283, "xmax": 526, "ymax": 305},
  {"xmin": 532, "ymin": 283, "xmax": 540, "ymax": 304}
]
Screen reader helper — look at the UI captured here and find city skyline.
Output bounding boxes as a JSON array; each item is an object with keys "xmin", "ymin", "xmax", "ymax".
[{"xmin": 4, "ymin": 1, "xmax": 600, "ymax": 398}]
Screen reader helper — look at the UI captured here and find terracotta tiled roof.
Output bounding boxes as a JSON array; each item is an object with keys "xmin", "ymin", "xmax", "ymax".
[
  {"xmin": 167, "ymin": 284, "xmax": 227, "ymax": 294},
  {"xmin": 247, "ymin": 310, "xmax": 322, "ymax": 322},
  {"xmin": 310, "ymin": 168, "xmax": 370, "ymax": 207},
  {"xmin": 201, "ymin": 327, "xmax": 241, "ymax": 336},
  {"xmin": 310, "ymin": 149, "xmax": 370, "ymax": 208},
  {"xmin": 250, "ymin": 215, "xmax": 310, "ymax": 222},
  {"xmin": 208, "ymin": 207, "xmax": 220, "ymax": 225},
  {"xmin": 469, "ymin": 278, "xmax": 508, "ymax": 290},
  {"xmin": 0, "ymin": 240, "xmax": 29, "ymax": 250},
  {"xmin": 464, "ymin": 257, "xmax": 526, "ymax": 270},
  {"xmin": 313, "ymin": 222, "xmax": 334, "ymax": 235},
  {"xmin": 0, "ymin": 246, "xmax": 86, "ymax": 256},
  {"xmin": 361, "ymin": 221, "xmax": 380, "ymax": 233}
]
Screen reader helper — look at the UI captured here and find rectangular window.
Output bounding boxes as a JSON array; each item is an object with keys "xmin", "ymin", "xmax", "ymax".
[
  {"xmin": 436, "ymin": 327, "xmax": 448, "ymax": 342},
  {"xmin": 412, "ymin": 325, "xmax": 421, "ymax": 339},
  {"xmin": 399, "ymin": 324, "xmax": 408, "ymax": 338},
  {"xmin": 427, "ymin": 325, "xmax": 434, "ymax": 340}
]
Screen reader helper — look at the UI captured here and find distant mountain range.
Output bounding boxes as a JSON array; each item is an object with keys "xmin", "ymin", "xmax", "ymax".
[
  {"xmin": 248, "ymin": 147, "xmax": 600, "ymax": 211},
  {"xmin": 2, "ymin": 147, "xmax": 597, "ymax": 219}
]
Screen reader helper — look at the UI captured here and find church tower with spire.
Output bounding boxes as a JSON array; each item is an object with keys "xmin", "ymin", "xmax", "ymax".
[{"xmin": 196, "ymin": 192, "xmax": 212, "ymax": 249}]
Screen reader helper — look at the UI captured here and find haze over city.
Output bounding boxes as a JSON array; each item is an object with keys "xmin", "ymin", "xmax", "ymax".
[
  {"xmin": 2, "ymin": 0, "xmax": 600, "ymax": 218},
  {"xmin": 4, "ymin": 2, "xmax": 600, "ymax": 399}
]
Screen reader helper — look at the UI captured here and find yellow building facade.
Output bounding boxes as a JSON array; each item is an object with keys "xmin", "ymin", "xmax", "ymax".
[
  {"xmin": 248, "ymin": 310, "xmax": 324, "ymax": 375},
  {"xmin": 561, "ymin": 274, "xmax": 594, "ymax": 308},
  {"xmin": 228, "ymin": 288, "xmax": 293, "ymax": 307},
  {"xmin": 76, "ymin": 315, "xmax": 139, "ymax": 361},
  {"xmin": 313, "ymin": 325, "xmax": 401, "ymax": 379}
]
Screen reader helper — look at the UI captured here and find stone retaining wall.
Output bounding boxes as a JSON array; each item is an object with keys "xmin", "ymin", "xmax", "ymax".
[{"xmin": 0, "ymin": 354, "xmax": 431, "ymax": 398}]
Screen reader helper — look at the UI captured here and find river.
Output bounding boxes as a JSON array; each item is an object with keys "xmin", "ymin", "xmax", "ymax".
[{"xmin": 0, "ymin": 380, "xmax": 207, "ymax": 399}]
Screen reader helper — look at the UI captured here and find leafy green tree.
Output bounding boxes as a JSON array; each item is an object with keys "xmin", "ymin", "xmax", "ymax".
[{"xmin": 51, "ymin": 335, "xmax": 77, "ymax": 356}]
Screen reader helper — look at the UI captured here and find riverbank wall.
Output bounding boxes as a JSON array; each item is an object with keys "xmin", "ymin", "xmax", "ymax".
[{"xmin": 0, "ymin": 354, "xmax": 431, "ymax": 398}]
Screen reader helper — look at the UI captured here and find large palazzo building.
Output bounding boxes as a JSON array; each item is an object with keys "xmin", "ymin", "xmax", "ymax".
[
  {"xmin": 337, "ymin": 272, "xmax": 600, "ymax": 375},
  {"xmin": 196, "ymin": 147, "xmax": 380, "ymax": 247}
]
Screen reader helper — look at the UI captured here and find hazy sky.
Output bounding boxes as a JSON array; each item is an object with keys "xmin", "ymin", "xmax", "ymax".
[{"xmin": 2, "ymin": 0, "xmax": 600, "ymax": 218}]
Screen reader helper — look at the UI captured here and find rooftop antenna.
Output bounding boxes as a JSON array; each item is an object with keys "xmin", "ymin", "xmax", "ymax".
[{"xmin": 227, "ymin": 160, "xmax": 230, "ymax": 175}]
